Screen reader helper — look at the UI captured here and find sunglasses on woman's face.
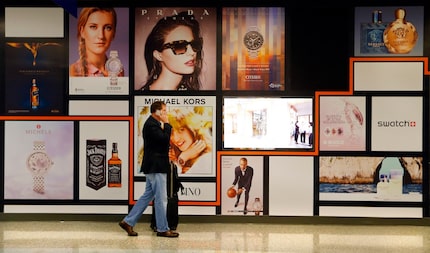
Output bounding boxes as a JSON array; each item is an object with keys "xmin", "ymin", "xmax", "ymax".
[{"xmin": 161, "ymin": 38, "xmax": 203, "ymax": 55}]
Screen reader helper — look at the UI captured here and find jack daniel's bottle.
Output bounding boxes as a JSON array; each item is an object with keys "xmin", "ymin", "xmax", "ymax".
[
  {"xmin": 30, "ymin": 78, "xmax": 39, "ymax": 109},
  {"xmin": 108, "ymin": 142, "xmax": 121, "ymax": 187}
]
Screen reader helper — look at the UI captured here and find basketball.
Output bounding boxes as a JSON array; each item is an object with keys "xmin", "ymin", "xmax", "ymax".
[{"xmin": 227, "ymin": 188, "xmax": 237, "ymax": 198}]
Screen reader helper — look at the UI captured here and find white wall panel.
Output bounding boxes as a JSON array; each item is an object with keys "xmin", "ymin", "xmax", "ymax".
[{"xmin": 269, "ymin": 156, "xmax": 314, "ymax": 216}]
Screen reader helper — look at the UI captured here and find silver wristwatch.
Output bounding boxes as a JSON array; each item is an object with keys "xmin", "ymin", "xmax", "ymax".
[
  {"xmin": 26, "ymin": 141, "xmax": 54, "ymax": 194},
  {"xmin": 105, "ymin": 50, "xmax": 123, "ymax": 85}
]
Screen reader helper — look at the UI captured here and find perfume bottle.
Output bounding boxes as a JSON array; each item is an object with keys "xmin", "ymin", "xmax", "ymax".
[
  {"xmin": 383, "ymin": 8, "xmax": 418, "ymax": 54},
  {"xmin": 360, "ymin": 10, "xmax": 388, "ymax": 54},
  {"xmin": 252, "ymin": 197, "xmax": 262, "ymax": 216},
  {"xmin": 376, "ymin": 174, "xmax": 389, "ymax": 198},
  {"xmin": 389, "ymin": 168, "xmax": 403, "ymax": 196}
]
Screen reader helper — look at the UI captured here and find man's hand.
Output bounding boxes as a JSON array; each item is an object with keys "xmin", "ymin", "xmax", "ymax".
[{"xmin": 160, "ymin": 113, "xmax": 169, "ymax": 124}]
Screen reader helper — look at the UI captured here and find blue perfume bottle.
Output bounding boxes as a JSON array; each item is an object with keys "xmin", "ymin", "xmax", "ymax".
[{"xmin": 360, "ymin": 10, "xmax": 388, "ymax": 54}]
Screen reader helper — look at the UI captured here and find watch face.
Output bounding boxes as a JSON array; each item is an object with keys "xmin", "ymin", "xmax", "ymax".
[
  {"xmin": 27, "ymin": 152, "xmax": 53, "ymax": 175},
  {"xmin": 106, "ymin": 58, "xmax": 122, "ymax": 74},
  {"xmin": 244, "ymin": 31, "xmax": 264, "ymax": 51}
]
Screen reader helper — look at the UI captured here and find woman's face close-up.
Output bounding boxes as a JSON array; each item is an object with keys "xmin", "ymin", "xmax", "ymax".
[
  {"xmin": 160, "ymin": 26, "xmax": 197, "ymax": 75},
  {"xmin": 81, "ymin": 11, "xmax": 115, "ymax": 57},
  {"xmin": 171, "ymin": 125, "xmax": 194, "ymax": 152}
]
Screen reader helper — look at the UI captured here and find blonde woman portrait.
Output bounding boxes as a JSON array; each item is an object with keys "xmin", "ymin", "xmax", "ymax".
[
  {"xmin": 69, "ymin": 7, "xmax": 128, "ymax": 77},
  {"xmin": 168, "ymin": 106, "xmax": 213, "ymax": 175}
]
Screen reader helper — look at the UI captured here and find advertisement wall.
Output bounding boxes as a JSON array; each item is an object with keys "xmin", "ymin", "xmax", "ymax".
[{"xmin": 0, "ymin": 2, "xmax": 428, "ymax": 219}]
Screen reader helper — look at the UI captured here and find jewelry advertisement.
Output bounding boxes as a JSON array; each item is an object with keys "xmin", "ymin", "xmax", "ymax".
[
  {"xmin": 68, "ymin": 7, "xmax": 130, "ymax": 95},
  {"xmin": 134, "ymin": 96, "xmax": 216, "ymax": 178},
  {"xmin": 3, "ymin": 121, "xmax": 74, "ymax": 199},
  {"xmin": 222, "ymin": 7, "xmax": 285, "ymax": 91}
]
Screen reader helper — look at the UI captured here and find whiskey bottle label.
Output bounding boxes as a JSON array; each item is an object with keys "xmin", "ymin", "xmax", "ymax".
[
  {"xmin": 108, "ymin": 164, "xmax": 121, "ymax": 185},
  {"xmin": 86, "ymin": 139, "xmax": 106, "ymax": 190}
]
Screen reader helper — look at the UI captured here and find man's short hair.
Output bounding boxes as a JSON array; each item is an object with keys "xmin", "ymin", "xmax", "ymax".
[{"xmin": 150, "ymin": 101, "xmax": 166, "ymax": 113}]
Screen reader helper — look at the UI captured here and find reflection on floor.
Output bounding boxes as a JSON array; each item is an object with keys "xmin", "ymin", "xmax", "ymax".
[{"xmin": 1, "ymin": 218, "xmax": 430, "ymax": 252}]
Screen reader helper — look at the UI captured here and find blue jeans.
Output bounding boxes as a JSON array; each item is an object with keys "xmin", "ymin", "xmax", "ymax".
[{"xmin": 123, "ymin": 173, "xmax": 169, "ymax": 232}]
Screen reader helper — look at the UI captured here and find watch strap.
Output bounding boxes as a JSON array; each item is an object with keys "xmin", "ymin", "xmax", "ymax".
[
  {"xmin": 110, "ymin": 76, "xmax": 118, "ymax": 85},
  {"xmin": 31, "ymin": 141, "xmax": 48, "ymax": 194},
  {"xmin": 109, "ymin": 50, "xmax": 119, "ymax": 58},
  {"xmin": 33, "ymin": 141, "xmax": 45, "ymax": 152},
  {"xmin": 33, "ymin": 175, "xmax": 45, "ymax": 194}
]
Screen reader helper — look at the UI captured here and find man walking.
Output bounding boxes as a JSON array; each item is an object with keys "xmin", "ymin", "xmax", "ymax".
[{"xmin": 119, "ymin": 101, "xmax": 179, "ymax": 237}]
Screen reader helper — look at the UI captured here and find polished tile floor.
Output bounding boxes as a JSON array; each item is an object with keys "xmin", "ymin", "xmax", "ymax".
[{"xmin": 1, "ymin": 217, "xmax": 430, "ymax": 252}]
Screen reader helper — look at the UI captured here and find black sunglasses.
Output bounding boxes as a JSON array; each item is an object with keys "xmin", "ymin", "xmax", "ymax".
[{"xmin": 161, "ymin": 38, "xmax": 202, "ymax": 55}]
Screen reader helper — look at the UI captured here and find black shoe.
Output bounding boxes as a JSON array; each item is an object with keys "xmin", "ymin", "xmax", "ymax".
[
  {"xmin": 244, "ymin": 209, "xmax": 248, "ymax": 215},
  {"xmin": 119, "ymin": 221, "xmax": 138, "ymax": 236},
  {"xmin": 234, "ymin": 202, "xmax": 238, "ymax": 208},
  {"xmin": 157, "ymin": 230, "xmax": 179, "ymax": 238}
]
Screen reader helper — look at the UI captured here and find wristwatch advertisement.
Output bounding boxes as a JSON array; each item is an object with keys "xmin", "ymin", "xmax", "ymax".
[
  {"xmin": 243, "ymin": 26, "xmax": 264, "ymax": 58},
  {"xmin": 26, "ymin": 140, "xmax": 54, "ymax": 194},
  {"xmin": 105, "ymin": 50, "xmax": 123, "ymax": 85}
]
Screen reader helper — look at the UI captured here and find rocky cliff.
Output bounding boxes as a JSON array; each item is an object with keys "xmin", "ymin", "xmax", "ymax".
[{"xmin": 319, "ymin": 157, "xmax": 422, "ymax": 184}]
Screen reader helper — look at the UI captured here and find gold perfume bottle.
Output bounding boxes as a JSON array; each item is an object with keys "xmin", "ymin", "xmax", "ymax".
[{"xmin": 383, "ymin": 8, "xmax": 418, "ymax": 54}]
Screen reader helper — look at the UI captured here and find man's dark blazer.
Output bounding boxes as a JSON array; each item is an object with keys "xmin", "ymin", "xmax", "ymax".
[
  {"xmin": 140, "ymin": 115, "xmax": 172, "ymax": 174},
  {"xmin": 233, "ymin": 166, "xmax": 254, "ymax": 191}
]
